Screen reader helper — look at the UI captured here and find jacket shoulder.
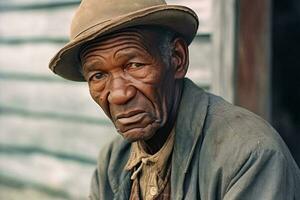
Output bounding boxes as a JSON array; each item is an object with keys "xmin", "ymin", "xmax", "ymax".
[
  {"xmin": 198, "ymin": 93, "xmax": 300, "ymax": 198},
  {"xmin": 204, "ymin": 93, "xmax": 288, "ymax": 154}
]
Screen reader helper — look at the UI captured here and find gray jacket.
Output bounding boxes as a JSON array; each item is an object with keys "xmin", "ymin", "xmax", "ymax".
[{"xmin": 89, "ymin": 78, "xmax": 300, "ymax": 200}]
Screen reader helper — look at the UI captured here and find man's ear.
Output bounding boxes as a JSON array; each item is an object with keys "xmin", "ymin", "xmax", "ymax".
[{"xmin": 171, "ymin": 38, "xmax": 189, "ymax": 79}]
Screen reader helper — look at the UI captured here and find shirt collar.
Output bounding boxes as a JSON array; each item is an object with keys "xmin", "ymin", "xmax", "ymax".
[{"xmin": 124, "ymin": 128, "xmax": 175, "ymax": 175}]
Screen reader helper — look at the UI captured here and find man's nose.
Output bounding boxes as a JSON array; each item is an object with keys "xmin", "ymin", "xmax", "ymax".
[{"xmin": 107, "ymin": 77, "xmax": 136, "ymax": 105}]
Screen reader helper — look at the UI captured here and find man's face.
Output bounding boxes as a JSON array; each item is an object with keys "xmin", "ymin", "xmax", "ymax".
[{"xmin": 81, "ymin": 30, "xmax": 179, "ymax": 142}]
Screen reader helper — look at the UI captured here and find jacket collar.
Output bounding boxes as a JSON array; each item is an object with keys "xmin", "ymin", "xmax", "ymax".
[{"xmin": 171, "ymin": 78, "xmax": 209, "ymax": 199}]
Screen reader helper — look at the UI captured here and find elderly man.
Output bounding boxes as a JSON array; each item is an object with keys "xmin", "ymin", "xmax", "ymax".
[{"xmin": 49, "ymin": 0, "xmax": 300, "ymax": 199}]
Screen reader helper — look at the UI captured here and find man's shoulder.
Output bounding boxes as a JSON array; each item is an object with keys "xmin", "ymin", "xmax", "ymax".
[
  {"xmin": 194, "ymin": 92, "xmax": 300, "ymax": 198},
  {"xmin": 181, "ymin": 78, "xmax": 289, "ymax": 155},
  {"xmin": 204, "ymin": 93, "xmax": 285, "ymax": 153},
  {"xmin": 199, "ymin": 92, "xmax": 300, "ymax": 175}
]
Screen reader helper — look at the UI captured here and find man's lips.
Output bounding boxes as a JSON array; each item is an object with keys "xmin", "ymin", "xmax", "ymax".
[
  {"xmin": 114, "ymin": 110, "xmax": 155, "ymax": 132},
  {"xmin": 117, "ymin": 112, "xmax": 148, "ymax": 125},
  {"xmin": 115, "ymin": 110, "xmax": 144, "ymax": 120},
  {"xmin": 115, "ymin": 109, "xmax": 148, "ymax": 125}
]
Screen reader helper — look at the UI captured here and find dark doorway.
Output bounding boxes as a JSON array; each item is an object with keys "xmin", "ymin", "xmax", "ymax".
[{"xmin": 272, "ymin": 0, "xmax": 300, "ymax": 166}]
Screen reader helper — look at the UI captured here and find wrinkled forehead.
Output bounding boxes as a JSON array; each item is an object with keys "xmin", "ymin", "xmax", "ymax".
[{"xmin": 79, "ymin": 27, "xmax": 163, "ymax": 59}]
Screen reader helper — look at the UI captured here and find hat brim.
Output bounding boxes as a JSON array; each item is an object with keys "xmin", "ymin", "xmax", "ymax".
[{"xmin": 49, "ymin": 5, "xmax": 199, "ymax": 81}]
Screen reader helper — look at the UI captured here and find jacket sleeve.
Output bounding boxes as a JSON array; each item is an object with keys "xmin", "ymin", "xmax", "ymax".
[
  {"xmin": 223, "ymin": 149, "xmax": 298, "ymax": 200},
  {"xmin": 89, "ymin": 169, "xmax": 100, "ymax": 200},
  {"xmin": 88, "ymin": 142, "xmax": 115, "ymax": 200},
  {"xmin": 88, "ymin": 135, "xmax": 132, "ymax": 200}
]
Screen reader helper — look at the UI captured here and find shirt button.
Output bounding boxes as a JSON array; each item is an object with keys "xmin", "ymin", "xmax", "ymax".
[{"xmin": 150, "ymin": 187, "xmax": 158, "ymax": 196}]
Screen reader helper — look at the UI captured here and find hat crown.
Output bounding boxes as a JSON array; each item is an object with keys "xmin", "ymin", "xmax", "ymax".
[{"xmin": 70, "ymin": 0, "xmax": 166, "ymax": 39}]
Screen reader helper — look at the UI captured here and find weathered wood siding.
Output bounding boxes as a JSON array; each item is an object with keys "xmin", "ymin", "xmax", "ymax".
[{"xmin": 0, "ymin": 0, "xmax": 218, "ymax": 199}]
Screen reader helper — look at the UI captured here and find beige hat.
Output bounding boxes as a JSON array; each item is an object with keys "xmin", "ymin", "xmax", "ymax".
[{"xmin": 49, "ymin": 0, "xmax": 199, "ymax": 81}]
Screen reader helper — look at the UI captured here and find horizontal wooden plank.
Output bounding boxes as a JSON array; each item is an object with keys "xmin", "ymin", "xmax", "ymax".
[
  {"xmin": 0, "ymin": 80, "xmax": 106, "ymax": 119},
  {"xmin": 0, "ymin": 44, "xmax": 68, "ymax": 75},
  {"xmin": 0, "ymin": 1, "xmax": 79, "ymax": 12},
  {"xmin": 0, "ymin": 37, "xmax": 68, "ymax": 45},
  {"xmin": 0, "ymin": 115, "xmax": 116, "ymax": 161},
  {"xmin": 0, "ymin": 71, "xmax": 69, "ymax": 83},
  {"xmin": 0, "ymin": 106, "xmax": 110, "ymax": 126},
  {"xmin": 0, "ymin": 7, "xmax": 75, "ymax": 38},
  {"xmin": 0, "ymin": 144, "xmax": 96, "ymax": 165},
  {"xmin": 0, "ymin": 153, "xmax": 95, "ymax": 199},
  {"xmin": 167, "ymin": 0, "xmax": 212, "ymax": 34},
  {"xmin": 0, "ymin": 0, "xmax": 79, "ymax": 7},
  {"xmin": 0, "ymin": 185, "xmax": 70, "ymax": 200}
]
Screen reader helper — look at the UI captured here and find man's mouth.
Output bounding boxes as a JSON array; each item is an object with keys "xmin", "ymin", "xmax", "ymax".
[
  {"xmin": 117, "ymin": 112, "xmax": 147, "ymax": 124},
  {"xmin": 115, "ymin": 110, "xmax": 144, "ymax": 120},
  {"xmin": 116, "ymin": 109, "xmax": 148, "ymax": 124},
  {"xmin": 114, "ymin": 110, "xmax": 155, "ymax": 132}
]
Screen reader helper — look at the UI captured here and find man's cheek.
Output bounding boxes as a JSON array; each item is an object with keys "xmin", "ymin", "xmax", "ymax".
[
  {"xmin": 133, "ymin": 85, "xmax": 158, "ymax": 104},
  {"xmin": 89, "ymin": 90, "xmax": 101, "ymax": 105},
  {"xmin": 133, "ymin": 69, "xmax": 162, "ymax": 85},
  {"xmin": 100, "ymin": 103, "xmax": 113, "ymax": 120}
]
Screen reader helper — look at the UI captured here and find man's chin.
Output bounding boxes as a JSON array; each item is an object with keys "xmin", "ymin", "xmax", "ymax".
[{"xmin": 119, "ymin": 124, "xmax": 158, "ymax": 142}]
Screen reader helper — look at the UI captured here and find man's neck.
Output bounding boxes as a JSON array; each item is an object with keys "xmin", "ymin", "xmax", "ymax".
[{"xmin": 140, "ymin": 81, "xmax": 183, "ymax": 154}]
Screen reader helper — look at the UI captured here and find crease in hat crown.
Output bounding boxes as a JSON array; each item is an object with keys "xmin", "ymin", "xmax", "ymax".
[
  {"xmin": 49, "ymin": 0, "xmax": 199, "ymax": 81},
  {"xmin": 70, "ymin": 0, "xmax": 166, "ymax": 39}
]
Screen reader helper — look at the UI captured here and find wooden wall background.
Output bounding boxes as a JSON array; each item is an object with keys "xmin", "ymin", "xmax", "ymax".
[{"xmin": 0, "ymin": 0, "xmax": 220, "ymax": 199}]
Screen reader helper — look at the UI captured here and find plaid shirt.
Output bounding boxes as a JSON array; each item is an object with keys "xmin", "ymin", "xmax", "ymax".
[{"xmin": 125, "ymin": 130, "xmax": 174, "ymax": 200}]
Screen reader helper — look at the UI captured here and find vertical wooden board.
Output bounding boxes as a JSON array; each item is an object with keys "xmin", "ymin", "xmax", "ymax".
[
  {"xmin": 167, "ymin": 0, "xmax": 212, "ymax": 34},
  {"xmin": 236, "ymin": 0, "xmax": 271, "ymax": 119},
  {"xmin": 210, "ymin": 0, "xmax": 236, "ymax": 102},
  {"xmin": 187, "ymin": 36, "xmax": 212, "ymax": 86}
]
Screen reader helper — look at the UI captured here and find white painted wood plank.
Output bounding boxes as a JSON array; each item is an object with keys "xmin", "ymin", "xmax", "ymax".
[
  {"xmin": 0, "ymin": 115, "xmax": 116, "ymax": 160},
  {"xmin": 0, "ymin": 185, "xmax": 68, "ymax": 200},
  {"xmin": 188, "ymin": 36, "xmax": 212, "ymax": 86},
  {"xmin": 0, "ymin": 7, "xmax": 75, "ymax": 38},
  {"xmin": 0, "ymin": 44, "xmax": 64, "ymax": 76},
  {"xmin": 0, "ymin": 153, "xmax": 94, "ymax": 199},
  {"xmin": 1, "ymin": 0, "xmax": 78, "ymax": 6},
  {"xmin": 0, "ymin": 80, "xmax": 106, "ymax": 119},
  {"xmin": 167, "ymin": 0, "xmax": 212, "ymax": 34},
  {"xmin": 210, "ymin": 0, "xmax": 236, "ymax": 102}
]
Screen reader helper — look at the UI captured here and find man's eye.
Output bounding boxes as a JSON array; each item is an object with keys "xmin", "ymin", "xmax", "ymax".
[
  {"xmin": 127, "ymin": 62, "xmax": 145, "ymax": 69},
  {"xmin": 90, "ymin": 72, "xmax": 105, "ymax": 81}
]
